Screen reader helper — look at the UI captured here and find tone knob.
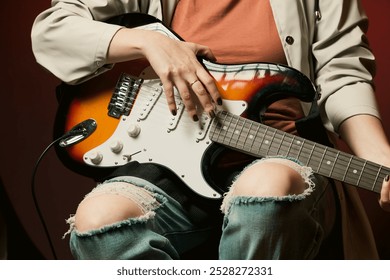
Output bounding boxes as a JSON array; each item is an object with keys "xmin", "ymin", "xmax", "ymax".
[
  {"xmin": 110, "ymin": 140, "xmax": 123, "ymax": 153},
  {"xmin": 127, "ymin": 124, "xmax": 141, "ymax": 137},
  {"xmin": 89, "ymin": 151, "xmax": 103, "ymax": 164}
]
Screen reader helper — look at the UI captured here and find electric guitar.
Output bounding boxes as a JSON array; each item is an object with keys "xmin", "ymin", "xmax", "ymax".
[{"xmin": 54, "ymin": 14, "xmax": 387, "ymax": 199}]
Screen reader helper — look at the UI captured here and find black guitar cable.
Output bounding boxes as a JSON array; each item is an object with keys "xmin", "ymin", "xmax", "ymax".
[
  {"xmin": 31, "ymin": 137, "xmax": 63, "ymax": 260},
  {"xmin": 31, "ymin": 119, "xmax": 96, "ymax": 260}
]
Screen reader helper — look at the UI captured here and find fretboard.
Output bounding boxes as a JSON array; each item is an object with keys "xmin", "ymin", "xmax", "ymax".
[{"xmin": 209, "ymin": 111, "xmax": 388, "ymax": 193}]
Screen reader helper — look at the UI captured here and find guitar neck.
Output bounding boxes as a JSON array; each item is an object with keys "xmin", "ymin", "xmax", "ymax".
[{"xmin": 210, "ymin": 111, "xmax": 387, "ymax": 194}]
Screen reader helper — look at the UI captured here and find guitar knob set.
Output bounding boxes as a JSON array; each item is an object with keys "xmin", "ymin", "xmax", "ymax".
[{"xmin": 86, "ymin": 123, "xmax": 142, "ymax": 165}]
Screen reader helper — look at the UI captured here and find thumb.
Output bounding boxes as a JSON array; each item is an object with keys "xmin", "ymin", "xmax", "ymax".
[{"xmin": 379, "ymin": 175, "xmax": 390, "ymax": 211}]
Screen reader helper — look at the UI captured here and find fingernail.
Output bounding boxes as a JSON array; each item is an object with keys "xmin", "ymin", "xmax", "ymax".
[
  {"xmin": 217, "ymin": 98, "xmax": 223, "ymax": 105},
  {"xmin": 171, "ymin": 109, "xmax": 177, "ymax": 116},
  {"xmin": 385, "ymin": 175, "xmax": 389, "ymax": 182},
  {"xmin": 193, "ymin": 115, "xmax": 199, "ymax": 122}
]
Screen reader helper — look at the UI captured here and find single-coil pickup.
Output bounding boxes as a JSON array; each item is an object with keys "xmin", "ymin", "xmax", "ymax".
[
  {"xmin": 196, "ymin": 113, "xmax": 212, "ymax": 141},
  {"xmin": 137, "ymin": 80, "xmax": 163, "ymax": 120},
  {"xmin": 167, "ymin": 93, "xmax": 185, "ymax": 131}
]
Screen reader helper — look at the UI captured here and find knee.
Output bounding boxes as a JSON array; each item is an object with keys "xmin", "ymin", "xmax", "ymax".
[
  {"xmin": 74, "ymin": 182, "xmax": 157, "ymax": 233},
  {"xmin": 232, "ymin": 158, "xmax": 311, "ymax": 197}
]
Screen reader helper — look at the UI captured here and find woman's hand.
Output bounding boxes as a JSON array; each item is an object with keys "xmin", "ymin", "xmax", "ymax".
[{"xmin": 107, "ymin": 28, "xmax": 221, "ymax": 120}]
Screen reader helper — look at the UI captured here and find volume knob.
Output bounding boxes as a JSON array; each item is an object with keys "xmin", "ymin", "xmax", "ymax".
[
  {"xmin": 89, "ymin": 151, "xmax": 103, "ymax": 165},
  {"xmin": 127, "ymin": 124, "xmax": 141, "ymax": 137},
  {"xmin": 110, "ymin": 140, "xmax": 123, "ymax": 153}
]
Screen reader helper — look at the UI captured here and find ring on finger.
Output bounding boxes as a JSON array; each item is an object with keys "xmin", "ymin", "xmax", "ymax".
[{"xmin": 190, "ymin": 79, "xmax": 200, "ymax": 87}]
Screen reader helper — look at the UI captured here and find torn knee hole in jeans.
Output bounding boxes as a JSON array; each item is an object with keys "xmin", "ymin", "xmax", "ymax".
[
  {"xmin": 220, "ymin": 157, "xmax": 315, "ymax": 214},
  {"xmin": 64, "ymin": 181, "xmax": 161, "ymax": 237}
]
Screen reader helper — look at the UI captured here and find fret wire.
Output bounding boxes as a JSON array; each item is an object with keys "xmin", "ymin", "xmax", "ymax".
[
  {"xmin": 314, "ymin": 144, "xmax": 329, "ymax": 173},
  {"xmin": 337, "ymin": 158, "xmax": 352, "ymax": 181},
  {"xmin": 276, "ymin": 132, "xmax": 285, "ymax": 155},
  {"xmin": 233, "ymin": 116, "xmax": 244, "ymax": 142},
  {"xmin": 374, "ymin": 167, "xmax": 389, "ymax": 192},
  {"xmin": 334, "ymin": 153, "xmax": 352, "ymax": 180},
  {"xmin": 296, "ymin": 139, "xmax": 305, "ymax": 161},
  {"xmin": 229, "ymin": 115, "xmax": 240, "ymax": 147},
  {"xmin": 328, "ymin": 151, "xmax": 340, "ymax": 178},
  {"xmin": 356, "ymin": 160, "xmax": 367, "ymax": 186},
  {"xmin": 323, "ymin": 149, "xmax": 340, "ymax": 178},
  {"xmin": 227, "ymin": 114, "xmax": 238, "ymax": 146},
  {"xmin": 257, "ymin": 126, "xmax": 269, "ymax": 155},
  {"xmin": 342, "ymin": 155, "xmax": 353, "ymax": 182},
  {"xmin": 345, "ymin": 157, "xmax": 365, "ymax": 184},
  {"xmin": 251, "ymin": 122, "xmax": 262, "ymax": 154},
  {"xmin": 218, "ymin": 112, "xmax": 227, "ymax": 144},
  {"xmin": 284, "ymin": 134, "xmax": 295, "ymax": 158},
  {"xmin": 318, "ymin": 146, "xmax": 328, "ymax": 176},
  {"xmin": 306, "ymin": 142, "xmax": 316, "ymax": 168},
  {"xmin": 295, "ymin": 140, "xmax": 310, "ymax": 167},
  {"xmin": 242, "ymin": 119, "xmax": 254, "ymax": 151},
  {"xmin": 374, "ymin": 166, "xmax": 384, "ymax": 190},
  {"xmin": 293, "ymin": 136, "xmax": 302, "ymax": 159},
  {"xmin": 219, "ymin": 112, "xmax": 229, "ymax": 144},
  {"xmin": 243, "ymin": 120, "xmax": 257, "ymax": 153},
  {"xmin": 239, "ymin": 118, "xmax": 248, "ymax": 149},
  {"xmin": 268, "ymin": 129, "xmax": 278, "ymax": 156}
]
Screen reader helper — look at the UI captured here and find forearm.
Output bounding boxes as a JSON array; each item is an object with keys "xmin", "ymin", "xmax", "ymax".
[
  {"xmin": 106, "ymin": 28, "xmax": 158, "ymax": 64},
  {"xmin": 338, "ymin": 114, "xmax": 390, "ymax": 167}
]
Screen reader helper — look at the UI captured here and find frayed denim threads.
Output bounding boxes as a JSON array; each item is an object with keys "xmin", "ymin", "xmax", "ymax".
[{"xmin": 221, "ymin": 156, "xmax": 315, "ymax": 214}]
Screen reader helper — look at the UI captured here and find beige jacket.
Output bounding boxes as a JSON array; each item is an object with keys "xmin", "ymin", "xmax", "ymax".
[{"xmin": 31, "ymin": 0, "xmax": 380, "ymax": 258}]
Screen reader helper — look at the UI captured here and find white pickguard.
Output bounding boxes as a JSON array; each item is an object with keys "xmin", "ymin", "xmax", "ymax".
[{"xmin": 83, "ymin": 79, "xmax": 247, "ymax": 199}]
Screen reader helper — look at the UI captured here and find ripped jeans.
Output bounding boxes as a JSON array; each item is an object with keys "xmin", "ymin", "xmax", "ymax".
[{"xmin": 66, "ymin": 158, "xmax": 336, "ymax": 259}]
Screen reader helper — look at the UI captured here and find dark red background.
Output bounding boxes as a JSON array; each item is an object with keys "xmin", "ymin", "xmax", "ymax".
[{"xmin": 1, "ymin": 0, "xmax": 389, "ymax": 259}]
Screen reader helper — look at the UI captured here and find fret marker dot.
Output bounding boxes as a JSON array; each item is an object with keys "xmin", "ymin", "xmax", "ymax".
[
  {"xmin": 326, "ymin": 161, "xmax": 331, "ymax": 165},
  {"xmin": 235, "ymin": 130, "xmax": 239, "ymax": 135},
  {"xmin": 265, "ymin": 140, "xmax": 269, "ymax": 145},
  {"xmin": 249, "ymin": 135, "xmax": 254, "ymax": 139},
  {"xmin": 297, "ymin": 140, "xmax": 301, "ymax": 144},
  {"xmin": 223, "ymin": 126, "xmax": 227, "ymax": 130},
  {"xmin": 353, "ymin": 170, "xmax": 357, "ymax": 174}
]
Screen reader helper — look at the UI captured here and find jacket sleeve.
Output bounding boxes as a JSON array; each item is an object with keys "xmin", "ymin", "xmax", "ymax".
[
  {"xmin": 31, "ymin": 0, "xmax": 162, "ymax": 84},
  {"xmin": 312, "ymin": 0, "xmax": 380, "ymax": 133}
]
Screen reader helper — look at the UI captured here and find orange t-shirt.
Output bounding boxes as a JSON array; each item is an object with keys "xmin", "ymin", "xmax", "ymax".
[
  {"xmin": 171, "ymin": 0, "xmax": 304, "ymax": 135},
  {"xmin": 171, "ymin": 0, "xmax": 287, "ymax": 65}
]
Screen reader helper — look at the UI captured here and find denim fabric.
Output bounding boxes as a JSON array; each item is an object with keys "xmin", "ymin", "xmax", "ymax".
[
  {"xmin": 69, "ymin": 171, "xmax": 334, "ymax": 259},
  {"xmin": 219, "ymin": 174, "xmax": 332, "ymax": 259},
  {"xmin": 69, "ymin": 176, "xmax": 215, "ymax": 259}
]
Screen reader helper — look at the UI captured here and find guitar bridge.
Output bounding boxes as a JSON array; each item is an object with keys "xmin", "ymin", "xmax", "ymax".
[{"xmin": 108, "ymin": 73, "xmax": 143, "ymax": 119}]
